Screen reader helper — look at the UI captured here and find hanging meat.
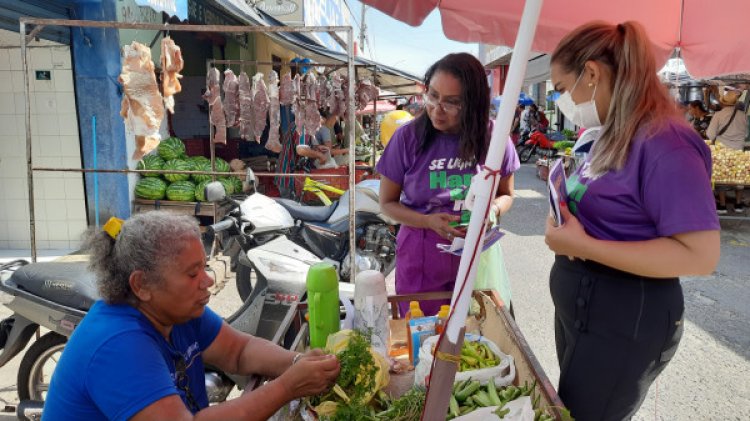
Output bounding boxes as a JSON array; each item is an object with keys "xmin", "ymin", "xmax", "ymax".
[
  {"xmin": 238, "ymin": 72, "xmax": 253, "ymax": 141},
  {"xmin": 251, "ymin": 73, "xmax": 269, "ymax": 143},
  {"xmin": 266, "ymin": 71, "xmax": 282, "ymax": 153},
  {"xmin": 303, "ymin": 72, "xmax": 321, "ymax": 137},
  {"xmin": 279, "ymin": 72, "xmax": 294, "ymax": 106},
  {"xmin": 203, "ymin": 68, "xmax": 226, "ymax": 144},
  {"xmin": 355, "ymin": 78, "xmax": 379, "ymax": 111},
  {"xmin": 119, "ymin": 41, "xmax": 165, "ymax": 160},
  {"xmin": 292, "ymin": 73, "xmax": 301, "ymax": 100},
  {"xmin": 317, "ymin": 75, "xmax": 328, "ymax": 106},
  {"xmin": 341, "ymin": 78, "xmax": 350, "ymax": 119},
  {"xmin": 329, "ymin": 73, "xmax": 345, "ymax": 117},
  {"xmin": 160, "ymin": 36, "xmax": 183, "ymax": 114},
  {"xmin": 223, "ymin": 69, "xmax": 240, "ymax": 127},
  {"xmin": 292, "ymin": 74, "xmax": 304, "ymax": 136},
  {"xmin": 304, "ymin": 100, "xmax": 321, "ymax": 138}
]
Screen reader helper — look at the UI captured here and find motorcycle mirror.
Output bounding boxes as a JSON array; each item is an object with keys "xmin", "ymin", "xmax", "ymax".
[
  {"xmin": 205, "ymin": 181, "xmax": 226, "ymax": 202},
  {"xmin": 245, "ymin": 168, "xmax": 258, "ymax": 194}
]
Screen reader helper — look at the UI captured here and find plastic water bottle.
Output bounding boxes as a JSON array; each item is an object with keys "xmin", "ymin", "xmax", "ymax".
[{"xmin": 353, "ymin": 270, "xmax": 390, "ymax": 357}]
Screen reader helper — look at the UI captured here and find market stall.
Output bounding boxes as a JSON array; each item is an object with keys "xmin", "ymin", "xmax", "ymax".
[
  {"xmin": 243, "ymin": 290, "xmax": 566, "ymax": 420},
  {"xmin": 19, "ymin": 18, "xmax": 359, "ymax": 274},
  {"xmin": 709, "ymin": 143, "xmax": 750, "ymax": 220}
]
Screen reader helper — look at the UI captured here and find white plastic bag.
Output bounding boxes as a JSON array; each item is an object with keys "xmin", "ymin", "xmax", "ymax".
[
  {"xmin": 414, "ymin": 333, "xmax": 515, "ymax": 388},
  {"xmin": 452, "ymin": 396, "xmax": 534, "ymax": 421}
]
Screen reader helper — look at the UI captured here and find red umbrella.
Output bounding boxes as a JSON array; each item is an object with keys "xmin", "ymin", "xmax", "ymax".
[{"xmin": 362, "ymin": 0, "xmax": 750, "ymax": 78}]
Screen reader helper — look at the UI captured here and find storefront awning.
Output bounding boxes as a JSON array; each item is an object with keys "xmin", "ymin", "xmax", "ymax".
[
  {"xmin": 487, "ymin": 50, "xmax": 550, "ymax": 86},
  {"xmin": 211, "ymin": 0, "xmax": 423, "ymax": 96}
]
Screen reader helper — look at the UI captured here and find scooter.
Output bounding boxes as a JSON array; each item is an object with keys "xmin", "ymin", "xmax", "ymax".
[
  {"xmin": 0, "ymin": 243, "xmax": 298, "ymax": 419},
  {"xmin": 208, "ymin": 172, "xmax": 397, "ymax": 302},
  {"xmin": 273, "ymin": 178, "xmax": 398, "ymax": 281}
]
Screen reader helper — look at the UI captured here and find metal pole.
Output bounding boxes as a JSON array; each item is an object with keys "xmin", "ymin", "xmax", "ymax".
[
  {"xmin": 18, "ymin": 18, "xmax": 351, "ymax": 33},
  {"xmin": 347, "ymin": 27, "xmax": 357, "ymax": 281},
  {"xmin": 207, "ymin": 60, "xmax": 218, "ymax": 224},
  {"xmin": 359, "ymin": 4, "xmax": 367, "ymax": 54},
  {"xmin": 372, "ymin": 65, "xmax": 378, "ymax": 167},
  {"xmin": 30, "ymin": 167, "xmax": 354, "ymax": 177},
  {"xmin": 21, "ymin": 21, "xmax": 37, "ymax": 263}
]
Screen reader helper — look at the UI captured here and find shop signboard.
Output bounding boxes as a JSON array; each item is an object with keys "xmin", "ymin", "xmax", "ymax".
[
  {"xmin": 188, "ymin": 1, "xmax": 248, "ymax": 48},
  {"xmin": 134, "ymin": 0, "xmax": 188, "ymax": 21},
  {"xmin": 254, "ymin": 0, "xmax": 304, "ymax": 26},
  {"xmin": 304, "ymin": 0, "xmax": 350, "ymax": 54},
  {"xmin": 118, "ymin": 0, "xmax": 162, "ymax": 24}
]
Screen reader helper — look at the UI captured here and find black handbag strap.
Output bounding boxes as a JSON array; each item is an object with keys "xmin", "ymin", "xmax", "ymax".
[{"xmin": 717, "ymin": 107, "xmax": 739, "ymax": 137}]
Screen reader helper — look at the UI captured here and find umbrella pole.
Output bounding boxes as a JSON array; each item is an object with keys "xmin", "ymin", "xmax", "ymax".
[{"xmin": 421, "ymin": 0, "xmax": 545, "ymax": 419}]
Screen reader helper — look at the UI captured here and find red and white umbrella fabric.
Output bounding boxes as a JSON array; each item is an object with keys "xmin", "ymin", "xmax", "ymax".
[{"xmin": 362, "ymin": 0, "xmax": 750, "ymax": 79}]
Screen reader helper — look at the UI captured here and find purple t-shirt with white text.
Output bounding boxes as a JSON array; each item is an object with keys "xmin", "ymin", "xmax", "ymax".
[
  {"xmin": 376, "ymin": 121, "xmax": 520, "ymax": 218},
  {"xmin": 566, "ymin": 120, "xmax": 719, "ymax": 241},
  {"xmin": 375, "ymin": 120, "xmax": 520, "ymax": 315}
]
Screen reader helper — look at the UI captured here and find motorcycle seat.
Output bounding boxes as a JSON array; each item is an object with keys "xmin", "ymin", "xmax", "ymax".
[
  {"xmin": 274, "ymin": 198, "xmax": 338, "ymax": 222},
  {"xmin": 7, "ymin": 261, "xmax": 100, "ymax": 312}
]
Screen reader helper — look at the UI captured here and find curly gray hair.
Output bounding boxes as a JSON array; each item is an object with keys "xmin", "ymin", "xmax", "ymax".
[{"xmin": 83, "ymin": 211, "xmax": 201, "ymax": 305}]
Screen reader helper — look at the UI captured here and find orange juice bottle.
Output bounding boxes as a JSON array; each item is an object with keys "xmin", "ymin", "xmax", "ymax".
[
  {"xmin": 406, "ymin": 301, "xmax": 424, "ymax": 365},
  {"xmin": 435, "ymin": 305, "xmax": 450, "ymax": 335}
]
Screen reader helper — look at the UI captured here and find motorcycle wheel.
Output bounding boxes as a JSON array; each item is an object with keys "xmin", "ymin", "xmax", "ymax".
[
  {"xmin": 236, "ymin": 267, "xmax": 254, "ymax": 302},
  {"xmin": 18, "ymin": 332, "xmax": 67, "ymax": 402},
  {"xmin": 518, "ymin": 145, "xmax": 535, "ymax": 163}
]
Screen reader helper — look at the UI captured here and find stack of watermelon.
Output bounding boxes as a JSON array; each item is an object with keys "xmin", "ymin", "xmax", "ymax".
[{"xmin": 133, "ymin": 136, "xmax": 244, "ymax": 202}]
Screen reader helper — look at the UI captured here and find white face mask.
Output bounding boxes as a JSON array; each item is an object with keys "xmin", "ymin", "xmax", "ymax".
[{"xmin": 555, "ymin": 71, "xmax": 602, "ymax": 129}]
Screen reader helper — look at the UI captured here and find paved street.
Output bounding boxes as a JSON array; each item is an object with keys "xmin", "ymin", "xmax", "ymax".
[
  {"xmin": 0, "ymin": 162, "xmax": 748, "ymax": 420},
  {"xmin": 502, "ymin": 163, "xmax": 750, "ymax": 421}
]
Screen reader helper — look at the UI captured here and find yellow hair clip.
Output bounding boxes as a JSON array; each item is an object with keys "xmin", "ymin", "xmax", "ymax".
[{"xmin": 103, "ymin": 216, "xmax": 124, "ymax": 240}]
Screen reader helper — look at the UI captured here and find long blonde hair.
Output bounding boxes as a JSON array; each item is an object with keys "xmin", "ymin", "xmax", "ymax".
[{"xmin": 552, "ymin": 21, "xmax": 679, "ymax": 176}]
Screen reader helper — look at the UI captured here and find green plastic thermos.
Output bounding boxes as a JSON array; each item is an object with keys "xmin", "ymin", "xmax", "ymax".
[{"xmin": 306, "ymin": 263, "xmax": 340, "ymax": 349}]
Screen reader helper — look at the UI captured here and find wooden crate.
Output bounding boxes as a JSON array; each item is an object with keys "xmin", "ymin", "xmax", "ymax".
[{"xmin": 279, "ymin": 290, "xmax": 566, "ymax": 419}]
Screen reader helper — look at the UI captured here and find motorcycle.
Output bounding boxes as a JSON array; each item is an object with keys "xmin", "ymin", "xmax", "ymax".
[
  {"xmin": 274, "ymin": 178, "xmax": 398, "ymax": 281},
  {"xmin": 0, "ymin": 238, "xmax": 300, "ymax": 419},
  {"xmin": 516, "ymin": 129, "xmax": 561, "ymax": 163},
  {"xmin": 207, "ymin": 173, "xmax": 398, "ymax": 302}
]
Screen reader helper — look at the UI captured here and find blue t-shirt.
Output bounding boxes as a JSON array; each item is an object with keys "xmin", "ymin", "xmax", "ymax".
[{"xmin": 43, "ymin": 301, "xmax": 223, "ymax": 421}]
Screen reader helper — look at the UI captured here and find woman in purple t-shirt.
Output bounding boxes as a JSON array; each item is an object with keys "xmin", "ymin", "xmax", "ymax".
[
  {"xmin": 376, "ymin": 53, "xmax": 520, "ymax": 316},
  {"xmin": 545, "ymin": 22, "xmax": 720, "ymax": 420}
]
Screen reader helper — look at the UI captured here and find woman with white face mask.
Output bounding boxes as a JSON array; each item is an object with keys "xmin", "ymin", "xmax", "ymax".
[{"xmin": 545, "ymin": 21, "xmax": 720, "ymax": 420}]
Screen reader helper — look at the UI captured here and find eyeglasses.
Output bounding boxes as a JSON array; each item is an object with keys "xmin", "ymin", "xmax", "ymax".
[
  {"xmin": 423, "ymin": 93, "xmax": 462, "ymax": 115},
  {"xmin": 174, "ymin": 357, "xmax": 201, "ymax": 413}
]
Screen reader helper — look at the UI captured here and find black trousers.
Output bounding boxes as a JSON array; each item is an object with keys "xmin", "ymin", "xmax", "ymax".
[{"xmin": 550, "ymin": 256, "xmax": 684, "ymax": 421}]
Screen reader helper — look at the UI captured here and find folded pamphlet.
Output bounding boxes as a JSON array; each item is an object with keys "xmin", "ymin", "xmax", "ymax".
[
  {"xmin": 547, "ymin": 158, "xmax": 568, "ymax": 226},
  {"xmin": 437, "ymin": 226, "xmax": 505, "ymax": 256}
]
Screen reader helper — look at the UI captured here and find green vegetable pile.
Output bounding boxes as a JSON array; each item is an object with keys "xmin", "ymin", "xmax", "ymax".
[
  {"xmin": 561, "ymin": 129, "xmax": 577, "ymax": 141},
  {"xmin": 447, "ymin": 378, "xmax": 564, "ymax": 420},
  {"xmin": 309, "ymin": 330, "xmax": 389, "ymax": 420},
  {"xmin": 552, "ymin": 141, "xmax": 576, "ymax": 151}
]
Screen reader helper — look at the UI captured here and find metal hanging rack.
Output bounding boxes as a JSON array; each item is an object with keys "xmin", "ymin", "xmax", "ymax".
[
  {"xmin": 19, "ymin": 18, "xmax": 357, "ymax": 274},
  {"xmin": 205, "ymin": 58, "xmax": 380, "ymax": 182}
]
